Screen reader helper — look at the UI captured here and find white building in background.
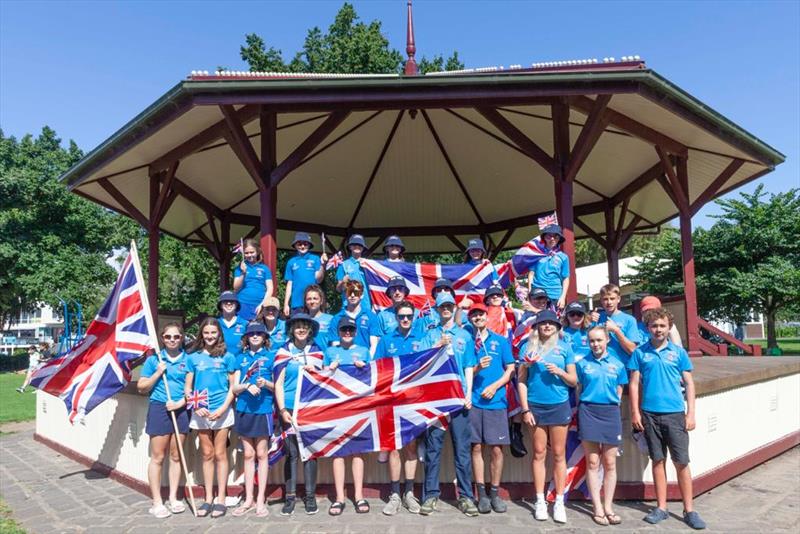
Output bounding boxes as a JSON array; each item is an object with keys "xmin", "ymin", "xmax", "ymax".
[{"xmin": 0, "ymin": 305, "xmax": 63, "ymax": 355}]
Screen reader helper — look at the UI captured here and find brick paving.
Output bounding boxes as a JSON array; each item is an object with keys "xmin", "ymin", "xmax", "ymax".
[{"xmin": 1, "ymin": 424, "xmax": 798, "ymax": 533}]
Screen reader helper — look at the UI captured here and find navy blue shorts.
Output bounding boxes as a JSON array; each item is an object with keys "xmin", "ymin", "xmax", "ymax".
[
  {"xmin": 469, "ymin": 407, "xmax": 510, "ymax": 445},
  {"xmin": 146, "ymin": 401, "xmax": 189, "ymax": 436},
  {"xmin": 235, "ymin": 411, "xmax": 274, "ymax": 438},
  {"xmin": 531, "ymin": 401, "xmax": 572, "ymax": 427},
  {"xmin": 642, "ymin": 411, "xmax": 690, "ymax": 464},
  {"xmin": 578, "ymin": 403, "xmax": 622, "ymax": 446}
]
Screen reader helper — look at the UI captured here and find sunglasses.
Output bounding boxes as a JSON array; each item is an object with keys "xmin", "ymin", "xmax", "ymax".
[
  {"xmin": 162, "ymin": 334, "xmax": 182, "ymax": 340},
  {"xmin": 397, "ymin": 313, "xmax": 414, "ymax": 320},
  {"xmin": 347, "ymin": 291, "xmax": 363, "ymax": 297},
  {"xmin": 339, "ymin": 327, "xmax": 356, "ymax": 334},
  {"xmin": 264, "ymin": 307, "xmax": 279, "ymax": 313},
  {"xmin": 247, "ymin": 332, "xmax": 265, "ymax": 337}
]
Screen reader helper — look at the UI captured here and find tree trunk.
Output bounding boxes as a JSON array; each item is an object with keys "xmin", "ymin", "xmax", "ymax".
[{"xmin": 766, "ymin": 308, "xmax": 778, "ymax": 351}]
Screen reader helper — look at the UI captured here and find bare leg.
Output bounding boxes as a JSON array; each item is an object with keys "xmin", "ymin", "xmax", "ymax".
[
  {"xmin": 582, "ymin": 441, "xmax": 603, "ymax": 516},
  {"xmin": 403, "ymin": 441, "xmax": 418, "ymax": 485},
  {"xmin": 548, "ymin": 425, "xmax": 569, "ymax": 496},
  {"xmin": 352, "ymin": 455, "xmax": 365, "ymax": 501},
  {"xmin": 489, "ymin": 445, "xmax": 504, "ymax": 487},
  {"xmin": 240, "ymin": 437, "xmax": 256, "ymax": 506},
  {"xmin": 601, "ymin": 445, "xmax": 619, "ymax": 516},
  {"xmin": 652, "ymin": 460, "xmax": 668, "ymax": 510},
  {"xmin": 471, "ymin": 443, "xmax": 485, "ymax": 485},
  {"xmin": 213, "ymin": 429, "xmax": 230, "ymax": 506},
  {"xmin": 388, "ymin": 450, "xmax": 401, "ymax": 485},
  {"xmin": 255, "ymin": 437, "xmax": 269, "ymax": 509},
  {"xmin": 332, "ymin": 457, "xmax": 346, "ymax": 503},
  {"xmin": 167, "ymin": 433, "xmax": 186, "ymax": 504},
  {"xmin": 675, "ymin": 463, "xmax": 694, "ymax": 512},
  {"xmin": 197, "ymin": 431, "xmax": 215, "ymax": 505},
  {"xmin": 147, "ymin": 435, "xmax": 169, "ymax": 508},
  {"xmin": 531, "ymin": 426, "xmax": 548, "ymax": 494}
]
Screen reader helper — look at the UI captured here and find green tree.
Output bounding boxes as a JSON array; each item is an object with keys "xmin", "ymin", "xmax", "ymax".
[{"xmin": 626, "ymin": 186, "xmax": 800, "ymax": 350}]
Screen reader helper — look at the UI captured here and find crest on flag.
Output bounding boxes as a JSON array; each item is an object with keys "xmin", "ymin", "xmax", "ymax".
[{"xmin": 30, "ymin": 242, "xmax": 158, "ymax": 423}]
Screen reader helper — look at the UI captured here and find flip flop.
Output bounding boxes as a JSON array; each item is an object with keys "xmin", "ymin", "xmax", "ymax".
[
  {"xmin": 255, "ymin": 506, "xmax": 270, "ymax": 518},
  {"xmin": 148, "ymin": 504, "xmax": 170, "ymax": 519},
  {"xmin": 210, "ymin": 502, "xmax": 227, "ymax": 518},
  {"xmin": 606, "ymin": 512, "xmax": 622, "ymax": 525},
  {"xmin": 329, "ymin": 501, "xmax": 345, "ymax": 516},
  {"xmin": 354, "ymin": 499, "xmax": 370, "ymax": 514},
  {"xmin": 196, "ymin": 502, "xmax": 212, "ymax": 518},
  {"xmin": 167, "ymin": 500, "xmax": 186, "ymax": 514},
  {"xmin": 232, "ymin": 503, "xmax": 254, "ymax": 517},
  {"xmin": 592, "ymin": 514, "xmax": 609, "ymax": 526}
]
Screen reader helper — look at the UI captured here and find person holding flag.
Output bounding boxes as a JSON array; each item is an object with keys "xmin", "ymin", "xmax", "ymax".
[
  {"xmin": 137, "ymin": 323, "xmax": 190, "ymax": 519},
  {"xmin": 283, "ymin": 232, "xmax": 327, "ymax": 317},
  {"xmin": 532, "ymin": 220, "xmax": 570, "ymax": 311},
  {"xmin": 517, "ymin": 310, "xmax": 577, "ymax": 524},
  {"xmin": 335, "ymin": 234, "xmax": 372, "ymax": 310},
  {"xmin": 231, "ymin": 321, "xmax": 275, "ymax": 518},
  {"xmin": 233, "ymin": 238, "xmax": 274, "ymax": 321},
  {"xmin": 374, "ymin": 276, "xmax": 421, "ymax": 339},
  {"xmin": 383, "ymin": 235, "xmax": 406, "ymax": 262},
  {"xmin": 467, "ymin": 302, "xmax": 515, "ymax": 514}
]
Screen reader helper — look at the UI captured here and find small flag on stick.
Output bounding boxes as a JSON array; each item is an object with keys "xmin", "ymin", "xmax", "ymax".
[
  {"xmin": 325, "ymin": 251, "xmax": 344, "ymax": 271},
  {"xmin": 537, "ymin": 212, "xmax": 558, "ymax": 230},
  {"xmin": 186, "ymin": 389, "xmax": 209, "ymax": 410}
]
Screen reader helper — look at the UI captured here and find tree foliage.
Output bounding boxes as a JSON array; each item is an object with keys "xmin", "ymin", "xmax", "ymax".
[{"xmin": 626, "ymin": 186, "xmax": 800, "ymax": 349}]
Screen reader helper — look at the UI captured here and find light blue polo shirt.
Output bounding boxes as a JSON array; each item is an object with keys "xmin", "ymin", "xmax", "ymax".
[
  {"xmin": 233, "ymin": 262, "xmax": 272, "ymax": 305},
  {"xmin": 627, "ymin": 340, "xmax": 692, "ymax": 413},
  {"xmin": 312, "ymin": 312, "xmax": 334, "ymax": 348},
  {"xmin": 563, "ymin": 326, "xmax": 591, "ymax": 361},
  {"xmin": 533, "ymin": 251, "xmax": 569, "ymax": 301},
  {"xmin": 520, "ymin": 338, "xmax": 575, "ymax": 405},
  {"xmin": 284, "ymin": 253, "xmax": 321, "ymax": 309},
  {"xmin": 328, "ymin": 308, "xmax": 380, "ymax": 348},
  {"xmin": 141, "ymin": 350, "xmax": 189, "ymax": 403},
  {"xmin": 421, "ymin": 323, "xmax": 476, "ymax": 396},
  {"xmin": 336, "ymin": 257, "xmax": 372, "ymax": 309},
  {"xmin": 185, "ymin": 351, "xmax": 236, "ymax": 411},
  {"xmin": 472, "ymin": 331, "xmax": 515, "ymax": 409},
  {"xmin": 594, "ymin": 309, "xmax": 640, "ymax": 364},
  {"xmin": 219, "ymin": 316, "xmax": 248, "ymax": 354},
  {"xmin": 375, "ymin": 327, "xmax": 426, "ymax": 359},
  {"xmin": 274, "ymin": 343, "xmax": 323, "ymax": 411},
  {"xmin": 323, "ymin": 344, "xmax": 372, "ymax": 367},
  {"xmin": 575, "ymin": 353, "xmax": 628, "ymax": 404},
  {"xmin": 266, "ymin": 319, "xmax": 287, "ymax": 348},
  {"xmin": 235, "ymin": 348, "xmax": 275, "ymax": 414}
]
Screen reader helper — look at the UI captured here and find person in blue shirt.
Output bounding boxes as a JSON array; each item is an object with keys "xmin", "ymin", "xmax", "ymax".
[
  {"xmin": 283, "ymin": 232, "xmax": 327, "ymax": 317},
  {"xmin": 231, "ymin": 321, "xmax": 274, "ymax": 519},
  {"xmin": 516, "ymin": 310, "xmax": 577, "ymax": 524},
  {"xmin": 183, "ymin": 317, "xmax": 237, "ymax": 518},
  {"xmin": 274, "ymin": 313, "xmax": 325, "ymax": 516},
  {"xmin": 466, "ymin": 302, "xmax": 515, "ymax": 515},
  {"xmin": 382, "ymin": 235, "xmax": 406, "ymax": 262},
  {"xmin": 374, "ymin": 301, "xmax": 426, "ymax": 516},
  {"xmin": 217, "ymin": 290, "xmax": 248, "ymax": 351},
  {"xmin": 628, "ymin": 307, "xmax": 705, "ymax": 530},
  {"xmin": 137, "ymin": 322, "xmax": 190, "ymax": 519},
  {"xmin": 532, "ymin": 224, "xmax": 570, "ymax": 310},
  {"xmin": 419, "ymin": 292, "xmax": 479, "ymax": 517},
  {"xmin": 562, "ymin": 301, "xmax": 592, "ymax": 362},
  {"xmin": 329, "ymin": 280, "xmax": 380, "ymax": 350},
  {"xmin": 375, "ymin": 276, "xmax": 418, "ymax": 339},
  {"xmin": 589, "ymin": 284, "xmax": 640, "ymax": 365},
  {"xmin": 232, "ymin": 238, "xmax": 274, "ymax": 321},
  {"xmin": 323, "ymin": 316, "xmax": 372, "ymax": 516},
  {"xmin": 636, "ymin": 296, "xmax": 684, "ymax": 347},
  {"xmin": 575, "ymin": 326, "xmax": 628, "ymax": 526},
  {"xmin": 335, "ymin": 234, "xmax": 372, "ymax": 310},
  {"xmin": 256, "ymin": 296, "xmax": 286, "ymax": 347},
  {"xmin": 303, "ymin": 284, "xmax": 334, "ymax": 348},
  {"xmin": 463, "ymin": 237, "xmax": 500, "ymax": 284}
]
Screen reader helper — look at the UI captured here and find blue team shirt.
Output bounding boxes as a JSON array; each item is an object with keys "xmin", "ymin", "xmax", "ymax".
[
  {"xmin": 636, "ymin": 321, "xmax": 652, "ymax": 346},
  {"xmin": 328, "ymin": 308, "xmax": 380, "ymax": 348},
  {"xmin": 375, "ymin": 307, "xmax": 425, "ymax": 338},
  {"xmin": 266, "ymin": 319, "xmax": 287, "ymax": 347},
  {"xmin": 336, "ymin": 257, "xmax": 372, "ymax": 309},
  {"xmin": 274, "ymin": 343, "xmax": 323, "ymax": 411},
  {"xmin": 186, "ymin": 351, "xmax": 236, "ymax": 411},
  {"xmin": 284, "ymin": 253, "xmax": 321, "ymax": 309},
  {"xmin": 533, "ymin": 251, "xmax": 569, "ymax": 301},
  {"xmin": 594, "ymin": 309, "xmax": 640, "ymax": 364},
  {"xmin": 575, "ymin": 353, "xmax": 628, "ymax": 404},
  {"xmin": 375, "ymin": 328, "xmax": 426, "ymax": 359},
  {"xmin": 472, "ymin": 331, "xmax": 515, "ymax": 409},
  {"xmin": 235, "ymin": 349, "xmax": 275, "ymax": 414},
  {"xmin": 422, "ymin": 324, "xmax": 476, "ymax": 396},
  {"xmin": 219, "ymin": 316, "xmax": 248, "ymax": 354},
  {"xmin": 563, "ymin": 326, "xmax": 591, "ymax": 361},
  {"xmin": 520, "ymin": 338, "xmax": 575, "ymax": 405},
  {"xmin": 311, "ymin": 312, "xmax": 334, "ymax": 348},
  {"xmin": 627, "ymin": 340, "xmax": 692, "ymax": 413},
  {"xmin": 141, "ymin": 350, "xmax": 189, "ymax": 403},
  {"xmin": 323, "ymin": 344, "xmax": 372, "ymax": 367},
  {"xmin": 234, "ymin": 262, "xmax": 272, "ymax": 305}
]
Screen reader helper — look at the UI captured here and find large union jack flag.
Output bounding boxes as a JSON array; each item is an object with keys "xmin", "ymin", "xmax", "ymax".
[
  {"xmin": 509, "ymin": 236, "xmax": 555, "ymax": 279},
  {"xmin": 31, "ymin": 242, "xmax": 158, "ymax": 423},
  {"xmin": 293, "ymin": 347, "xmax": 465, "ymax": 461}
]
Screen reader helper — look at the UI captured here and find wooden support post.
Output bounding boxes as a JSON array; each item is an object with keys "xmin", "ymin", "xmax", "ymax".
[
  {"xmin": 676, "ymin": 156, "xmax": 701, "ymax": 355},
  {"xmin": 219, "ymin": 219, "xmax": 231, "ymax": 291},
  {"xmin": 552, "ymin": 99, "xmax": 578, "ymax": 303},
  {"xmin": 148, "ymin": 176, "xmax": 160, "ymax": 322},
  {"xmin": 603, "ymin": 207, "xmax": 620, "ymax": 286},
  {"xmin": 259, "ymin": 108, "xmax": 278, "ymax": 274}
]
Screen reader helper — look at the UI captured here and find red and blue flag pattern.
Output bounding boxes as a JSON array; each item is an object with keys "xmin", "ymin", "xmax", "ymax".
[
  {"xmin": 186, "ymin": 389, "xmax": 209, "ymax": 410},
  {"xmin": 547, "ymin": 392, "xmax": 589, "ymax": 501}
]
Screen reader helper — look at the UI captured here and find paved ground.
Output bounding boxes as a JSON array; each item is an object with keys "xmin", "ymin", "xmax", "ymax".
[{"xmin": 1, "ymin": 423, "xmax": 798, "ymax": 534}]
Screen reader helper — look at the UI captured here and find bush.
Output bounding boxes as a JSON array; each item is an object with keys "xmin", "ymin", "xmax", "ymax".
[{"xmin": 0, "ymin": 353, "xmax": 28, "ymax": 373}]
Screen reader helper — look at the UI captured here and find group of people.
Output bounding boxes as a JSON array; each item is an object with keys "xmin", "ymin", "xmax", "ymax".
[{"xmin": 137, "ymin": 227, "xmax": 706, "ymax": 529}]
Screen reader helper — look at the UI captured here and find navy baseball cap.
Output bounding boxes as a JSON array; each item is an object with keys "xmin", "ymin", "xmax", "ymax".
[
  {"xmin": 337, "ymin": 316, "xmax": 357, "ymax": 330},
  {"xmin": 529, "ymin": 288, "xmax": 549, "ymax": 300},
  {"xmin": 483, "ymin": 285, "xmax": 505, "ymax": 303},
  {"xmin": 565, "ymin": 301, "xmax": 586, "ymax": 315}
]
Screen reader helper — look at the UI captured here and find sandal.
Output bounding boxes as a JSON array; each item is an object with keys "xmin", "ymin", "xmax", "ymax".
[
  {"xmin": 255, "ymin": 506, "xmax": 270, "ymax": 518},
  {"xmin": 210, "ymin": 502, "xmax": 227, "ymax": 518},
  {"xmin": 592, "ymin": 514, "xmax": 609, "ymax": 526},
  {"xmin": 196, "ymin": 502, "xmax": 212, "ymax": 517},
  {"xmin": 167, "ymin": 500, "xmax": 185, "ymax": 514},
  {"xmin": 606, "ymin": 512, "xmax": 622, "ymax": 525},
  {"xmin": 329, "ymin": 501, "xmax": 345, "ymax": 516},
  {"xmin": 148, "ymin": 504, "xmax": 170, "ymax": 519},
  {"xmin": 354, "ymin": 499, "xmax": 370, "ymax": 514},
  {"xmin": 232, "ymin": 503, "xmax": 254, "ymax": 517}
]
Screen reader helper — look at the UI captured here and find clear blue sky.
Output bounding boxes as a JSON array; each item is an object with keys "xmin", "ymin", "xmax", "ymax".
[{"xmin": 1, "ymin": 0, "xmax": 797, "ymax": 228}]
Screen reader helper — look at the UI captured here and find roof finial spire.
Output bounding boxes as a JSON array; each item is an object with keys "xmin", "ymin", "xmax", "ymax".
[{"xmin": 404, "ymin": 0, "xmax": 418, "ymax": 75}]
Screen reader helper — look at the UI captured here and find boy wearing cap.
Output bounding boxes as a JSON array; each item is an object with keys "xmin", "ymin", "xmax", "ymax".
[
  {"xmin": 589, "ymin": 284, "xmax": 640, "ymax": 364},
  {"xmin": 419, "ymin": 292, "xmax": 479, "ymax": 517},
  {"xmin": 217, "ymin": 291, "xmax": 248, "ymax": 352},
  {"xmin": 636, "ymin": 296, "xmax": 683, "ymax": 347},
  {"xmin": 628, "ymin": 308, "xmax": 705, "ymax": 530},
  {"xmin": 336, "ymin": 234, "xmax": 372, "ymax": 310},
  {"xmin": 533, "ymin": 225, "xmax": 570, "ymax": 310},
  {"xmin": 283, "ymin": 232, "xmax": 327, "ymax": 317},
  {"xmin": 467, "ymin": 302, "xmax": 515, "ymax": 514}
]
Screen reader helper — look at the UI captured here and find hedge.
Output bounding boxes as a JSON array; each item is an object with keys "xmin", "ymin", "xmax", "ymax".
[{"xmin": 0, "ymin": 353, "xmax": 28, "ymax": 373}]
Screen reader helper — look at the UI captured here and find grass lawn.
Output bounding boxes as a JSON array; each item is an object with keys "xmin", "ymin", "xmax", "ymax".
[
  {"xmin": 0, "ymin": 500, "xmax": 26, "ymax": 534},
  {"xmin": 0, "ymin": 372, "xmax": 37, "ymax": 424},
  {"xmin": 744, "ymin": 338, "xmax": 800, "ymax": 355}
]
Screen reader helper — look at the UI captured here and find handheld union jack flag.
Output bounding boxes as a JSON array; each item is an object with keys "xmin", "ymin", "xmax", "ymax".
[
  {"xmin": 186, "ymin": 389, "xmax": 209, "ymax": 410},
  {"xmin": 538, "ymin": 212, "xmax": 559, "ymax": 230},
  {"xmin": 325, "ymin": 251, "xmax": 344, "ymax": 271},
  {"xmin": 30, "ymin": 242, "xmax": 158, "ymax": 423},
  {"xmin": 293, "ymin": 347, "xmax": 465, "ymax": 461},
  {"xmin": 273, "ymin": 342, "xmax": 325, "ymax": 379},
  {"xmin": 242, "ymin": 359, "xmax": 262, "ymax": 383}
]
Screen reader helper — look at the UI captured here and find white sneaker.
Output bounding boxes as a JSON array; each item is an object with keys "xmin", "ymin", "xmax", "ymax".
[
  {"xmin": 553, "ymin": 500, "xmax": 567, "ymax": 523},
  {"xmin": 534, "ymin": 499, "xmax": 548, "ymax": 521}
]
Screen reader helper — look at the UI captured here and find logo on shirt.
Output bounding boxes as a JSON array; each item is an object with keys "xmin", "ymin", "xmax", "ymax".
[
  {"xmin": 306, "ymin": 260, "xmax": 315, "ymax": 269},
  {"xmin": 665, "ymin": 351, "xmax": 677, "ymax": 362},
  {"xmin": 489, "ymin": 340, "xmax": 499, "ymax": 352}
]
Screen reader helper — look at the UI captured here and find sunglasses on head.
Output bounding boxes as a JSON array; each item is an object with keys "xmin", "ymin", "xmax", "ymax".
[
  {"xmin": 162, "ymin": 334, "xmax": 181, "ymax": 340},
  {"xmin": 397, "ymin": 313, "xmax": 414, "ymax": 320}
]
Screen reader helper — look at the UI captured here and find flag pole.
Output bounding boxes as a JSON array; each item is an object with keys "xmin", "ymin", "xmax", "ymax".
[{"xmin": 131, "ymin": 241, "xmax": 198, "ymax": 517}]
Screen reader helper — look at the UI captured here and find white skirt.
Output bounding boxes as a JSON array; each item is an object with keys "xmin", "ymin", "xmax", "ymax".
[{"xmin": 189, "ymin": 406, "xmax": 235, "ymax": 430}]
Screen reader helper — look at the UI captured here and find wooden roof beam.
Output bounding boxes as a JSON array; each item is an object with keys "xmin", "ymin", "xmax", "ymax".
[
  {"xmin": 564, "ymin": 95, "xmax": 612, "ymax": 182},
  {"xmin": 476, "ymin": 107, "xmax": 557, "ymax": 176},
  {"xmin": 691, "ymin": 158, "xmax": 745, "ymax": 216},
  {"xmin": 98, "ymin": 178, "xmax": 148, "ymax": 227},
  {"xmin": 656, "ymin": 146, "xmax": 690, "ymax": 212},
  {"xmin": 221, "ymin": 104, "xmax": 267, "ymax": 193}
]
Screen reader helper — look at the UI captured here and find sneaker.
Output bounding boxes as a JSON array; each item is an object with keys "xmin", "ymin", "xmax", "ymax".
[
  {"xmin": 304, "ymin": 495, "xmax": 318, "ymax": 515},
  {"xmin": 553, "ymin": 500, "xmax": 566, "ymax": 523},
  {"xmin": 477, "ymin": 495, "xmax": 491, "ymax": 514},
  {"xmin": 280, "ymin": 496, "xmax": 296, "ymax": 516},
  {"xmin": 533, "ymin": 499, "xmax": 548, "ymax": 521},
  {"xmin": 684, "ymin": 510, "xmax": 707, "ymax": 530},
  {"xmin": 490, "ymin": 494, "xmax": 507, "ymax": 513},
  {"xmin": 402, "ymin": 491, "xmax": 421, "ymax": 514},
  {"xmin": 16, "ymin": 387, "xmax": 24, "ymax": 393},
  {"xmin": 457, "ymin": 497, "xmax": 479, "ymax": 517},
  {"xmin": 382, "ymin": 493, "xmax": 401, "ymax": 516},
  {"xmin": 419, "ymin": 497, "xmax": 438, "ymax": 516},
  {"xmin": 644, "ymin": 507, "xmax": 669, "ymax": 524}
]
